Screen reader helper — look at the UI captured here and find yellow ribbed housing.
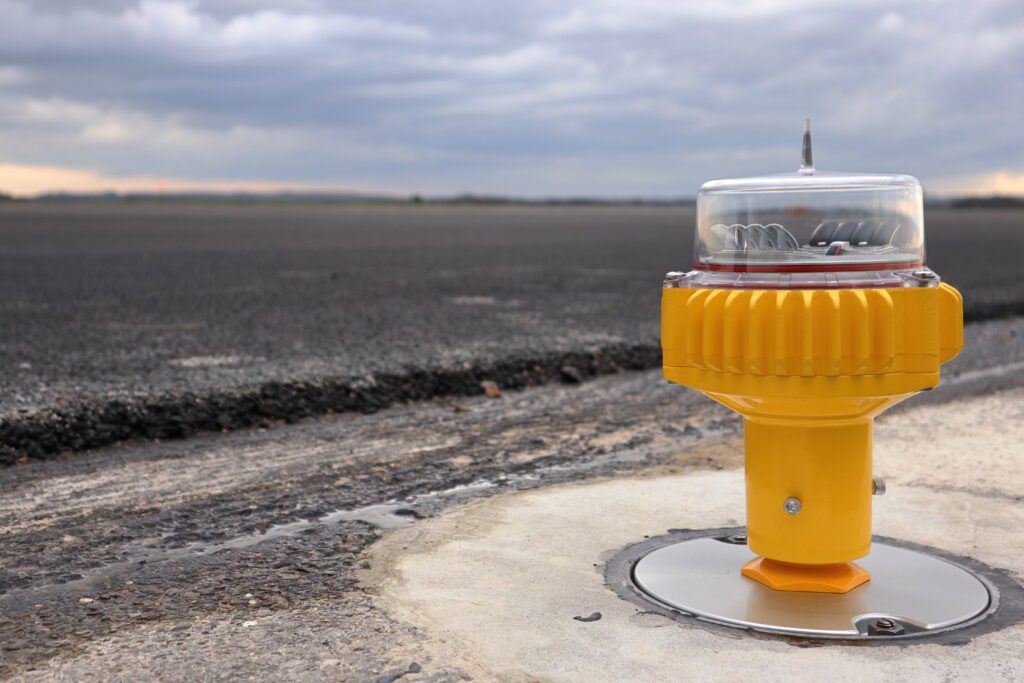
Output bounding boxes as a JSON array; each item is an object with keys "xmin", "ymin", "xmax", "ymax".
[
  {"xmin": 663, "ymin": 284, "xmax": 962, "ymax": 379},
  {"xmin": 662, "ymin": 283, "xmax": 963, "ymax": 568}
]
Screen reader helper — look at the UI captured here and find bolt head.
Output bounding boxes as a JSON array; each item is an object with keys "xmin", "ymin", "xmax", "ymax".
[
  {"xmin": 869, "ymin": 617, "xmax": 905, "ymax": 636},
  {"xmin": 910, "ymin": 269, "xmax": 940, "ymax": 287},
  {"xmin": 783, "ymin": 497, "xmax": 802, "ymax": 515},
  {"xmin": 663, "ymin": 271, "xmax": 687, "ymax": 288},
  {"xmin": 909, "ymin": 268, "xmax": 937, "ymax": 286}
]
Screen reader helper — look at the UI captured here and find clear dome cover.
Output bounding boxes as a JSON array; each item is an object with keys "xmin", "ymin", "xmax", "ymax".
[{"xmin": 682, "ymin": 122, "xmax": 931, "ymax": 289}]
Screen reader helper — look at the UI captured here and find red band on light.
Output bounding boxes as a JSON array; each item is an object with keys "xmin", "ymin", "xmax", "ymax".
[{"xmin": 694, "ymin": 260, "xmax": 924, "ymax": 274}]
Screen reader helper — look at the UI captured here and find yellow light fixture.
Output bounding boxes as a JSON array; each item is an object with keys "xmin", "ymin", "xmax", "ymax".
[{"xmin": 661, "ymin": 121, "xmax": 962, "ymax": 593}]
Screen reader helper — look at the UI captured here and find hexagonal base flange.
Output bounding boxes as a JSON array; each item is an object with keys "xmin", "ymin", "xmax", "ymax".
[{"xmin": 741, "ymin": 557, "xmax": 871, "ymax": 594}]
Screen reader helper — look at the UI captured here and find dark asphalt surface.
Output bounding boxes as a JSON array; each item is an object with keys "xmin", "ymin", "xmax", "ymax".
[{"xmin": 1, "ymin": 202, "xmax": 1022, "ymax": 459}]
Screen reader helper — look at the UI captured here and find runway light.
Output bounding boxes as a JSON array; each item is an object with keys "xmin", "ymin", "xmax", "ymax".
[{"xmin": 662, "ymin": 120, "xmax": 963, "ymax": 593}]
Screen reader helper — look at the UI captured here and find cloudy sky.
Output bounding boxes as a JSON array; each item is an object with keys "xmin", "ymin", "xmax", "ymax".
[{"xmin": 1, "ymin": 0, "xmax": 1022, "ymax": 197}]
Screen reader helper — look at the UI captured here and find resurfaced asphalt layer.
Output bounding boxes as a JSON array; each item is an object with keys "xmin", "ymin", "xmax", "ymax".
[{"xmin": 2, "ymin": 202, "xmax": 1023, "ymax": 461}]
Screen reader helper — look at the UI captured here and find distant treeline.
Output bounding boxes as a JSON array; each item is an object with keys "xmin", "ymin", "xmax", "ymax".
[
  {"xmin": 946, "ymin": 196, "xmax": 1024, "ymax": 209},
  {"xmin": 2, "ymin": 190, "xmax": 1023, "ymax": 209},
  {"xmin": 6, "ymin": 191, "xmax": 699, "ymax": 207}
]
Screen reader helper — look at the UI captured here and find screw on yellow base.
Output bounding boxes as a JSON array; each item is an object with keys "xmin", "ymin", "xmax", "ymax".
[{"xmin": 741, "ymin": 557, "xmax": 871, "ymax": 594}]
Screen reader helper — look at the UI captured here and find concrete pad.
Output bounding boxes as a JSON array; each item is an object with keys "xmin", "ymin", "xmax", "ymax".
[{"xmin": 370, "ymin": 387, "xmax": 1024, "ymax": 681}]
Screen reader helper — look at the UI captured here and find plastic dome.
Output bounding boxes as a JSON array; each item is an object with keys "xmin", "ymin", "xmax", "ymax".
[{"xmin": 679, "ymin": 121, "xmax": 933, "ymax": 290}]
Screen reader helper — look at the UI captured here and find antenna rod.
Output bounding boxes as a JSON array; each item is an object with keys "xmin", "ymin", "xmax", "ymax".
[{"xmin": 800, "ymin": 118, "xmax": 814, "ymax": 174}]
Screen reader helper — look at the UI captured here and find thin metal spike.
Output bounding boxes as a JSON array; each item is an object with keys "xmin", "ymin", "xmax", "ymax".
[{"xmin": 800, "ymin": 118, "xmax": 814, "ymax": 174}]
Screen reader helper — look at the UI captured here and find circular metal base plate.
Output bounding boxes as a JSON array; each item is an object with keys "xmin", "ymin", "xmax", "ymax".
[{"xmin": 632, "ymin": 536, "xmax": 993, "ymax": 639}]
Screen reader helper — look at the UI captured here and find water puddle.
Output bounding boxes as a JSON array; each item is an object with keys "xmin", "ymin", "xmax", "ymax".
[
  {"xmin": 2, "ymin": 480, "xmax": 498, "ymax": 601},
  {"xmin": 3, "ymin": 433, "xmax": 711, "ymax": 602}
]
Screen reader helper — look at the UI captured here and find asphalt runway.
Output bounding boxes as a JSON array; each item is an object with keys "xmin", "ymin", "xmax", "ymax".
[{"xmin": 1, "ymin": 202, "xmax": 1022, "ymax": 458}]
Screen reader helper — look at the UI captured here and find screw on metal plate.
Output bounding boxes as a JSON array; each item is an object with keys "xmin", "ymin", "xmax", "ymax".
[
  {"xmin": 852, "ymin": 614, "xmax": 926, "ymax": 637},
  {"xmin": 783, "ymin": 497, "xmax": 802, "ymax": 515},
  {"xmin": 872, "ymin": 476, "xmax": 886, "ymax": 496},
  {"xmin": 726, "ymin": 533, "xmax": 747, "ymax": 545},
  {"xmin": 867, "ymin": 617, "xmax": 905, "ymax": 636}
]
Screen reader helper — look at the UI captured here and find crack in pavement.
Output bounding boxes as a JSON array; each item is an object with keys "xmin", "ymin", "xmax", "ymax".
[{"xmin": 897, "ymin": 481, "xmax": 1024, "ymax": 504}]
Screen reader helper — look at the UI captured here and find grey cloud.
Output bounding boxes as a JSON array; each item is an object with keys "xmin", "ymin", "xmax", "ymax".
[{"xmin": 0, "ymin": 0, "xmax": 1022, "ymax": 194}]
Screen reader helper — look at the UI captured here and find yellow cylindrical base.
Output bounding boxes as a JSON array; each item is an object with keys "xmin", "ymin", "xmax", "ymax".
[{"xmin": 745, "ymin": 418, "xmax": 873, "ymax": 565}]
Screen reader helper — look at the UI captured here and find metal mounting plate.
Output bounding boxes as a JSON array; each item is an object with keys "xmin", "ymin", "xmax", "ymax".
[{"xmin": 631, "ymin": 537, "xmax": 992, "ymax": 639}]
